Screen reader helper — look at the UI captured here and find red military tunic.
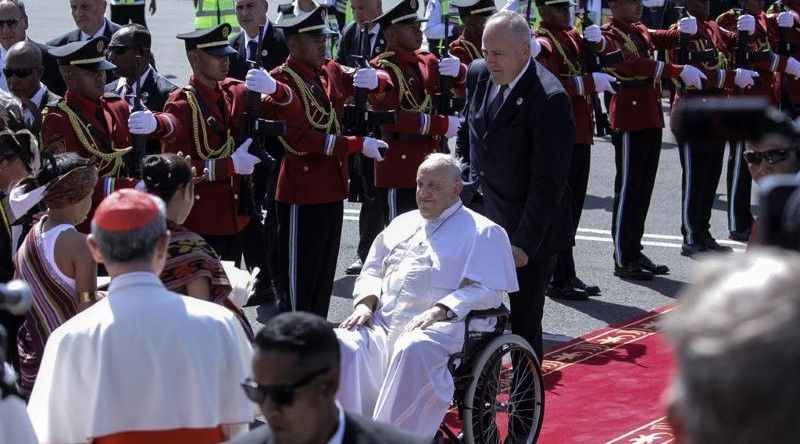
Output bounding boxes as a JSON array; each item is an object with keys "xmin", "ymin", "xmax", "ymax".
[
  {"xmin": 162, "ymin": 76, "xmax": 295, "ymax": 236},
  {"xmin": 369, "ymin": 50, "xmax": 466, "ymax": 189},
  {"xmin": 41, "ymin": 90, "xmax": 173, "ymax": 231},
  {"xmin": 767, "ymin": 2, "xmax": 800, "ymax": 105},
  {"xmin": 601, "ymin": 18, "xmax": 686, "ymax": 132},
  {"xmin": 535, "ymin": 25, "xmax": 597, "ymax": 145},
  {"xmin": 717, "ymin": 9, "xmax": 790, "ymax": 103},
  {"xmin": 666, "ymin": 19, "xmax": 741, "ymax": 130},
  {"xmin": 449, "ymin": 29, "xmax": 483, "ymax": 66},
  {"xmin": 270, "ymin": 56, "xmax": 384, "ymax": 205}
]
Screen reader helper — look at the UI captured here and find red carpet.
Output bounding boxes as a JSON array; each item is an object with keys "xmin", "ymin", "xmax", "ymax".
[{"xmin": 442, "ymin": 305, "xmax": 678, "ymax": 443}]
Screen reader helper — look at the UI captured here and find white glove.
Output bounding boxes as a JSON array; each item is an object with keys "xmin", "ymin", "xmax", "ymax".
[
  {"xmin": 678, "ymin": 16, "xmax": 697, "ymax": 35},
  {"xmin": 777, "ymin": 10, "xmax": 796, "ymax": 28},
  {"xmin": 231, "ymin": 138, "xmax": 261, "ymax": 175},
  {"xmin": 135, "ymin": 180, "xmax": 146, "ymax": 191},
  {"xmin": 439, "ymin": 55, "xmax": 461, "ymax": 77},
  {"xmin": 353, "ymin": 67, "xmax": 379, "ymax": 90},
  {"xmin": 583, "ymin": 25, "xmax": 603, "ymax": 43},
  {"xmin": 361, "ymin": 137, "xmax": 387, "ymax": 161},
  {"xmin": 679, "ymin": 64, "xmax": 707, "ymax": 89},
  {"xmin": 734, "ymin": 68, "xmax": 759, "ymax": 88},
  {"xmin": 592, "ymin": 72, "xmax": 617, "ymax": 94},
  {"xmin": 785, "ymin": 56, "xmax": 800, "ymax": 78},
  {"xmin": 530, "ymin": 35, "xmax": 541, "ymax": 58},
  {"xmin": 245, "ymin": 68, "xmax": 277, "ymax": 95},
  {"xmin": 737, "ymin": 14, "xmax": 756, "ymax": 35},
  {"xmin": 445, "ymin": 115, "xmax": 461, "ymax": 138},
  {"xmin": 128, "ymin": 109, "xmax": 157, "ymax": 135}
]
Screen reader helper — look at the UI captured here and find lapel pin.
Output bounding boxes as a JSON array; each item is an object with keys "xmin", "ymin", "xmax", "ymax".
[
  {"xmin": 516, "ymin": 97, "xmax": 523, "ymax": 105},
  {"xmin": 261, "ymin": 50, "xmax": 269, "ymax": 57}
]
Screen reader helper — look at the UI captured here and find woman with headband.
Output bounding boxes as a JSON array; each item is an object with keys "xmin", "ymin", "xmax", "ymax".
[{"xmin": 14, "ymin": 153, "xmax": 99, "ymax": 395}]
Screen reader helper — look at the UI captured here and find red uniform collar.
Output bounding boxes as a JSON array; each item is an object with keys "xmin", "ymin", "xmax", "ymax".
[
  {"xmin": 190, "ymin": 76, "xmax": 222, "ymax": 96},
  {"xmin": 286, "ymin": 55, "xmax": 325, "ymax": 79},
  {"xmin": 391, "ymin": 49, "xmax": 421, "ymax": 64},
  {"xmin": 610, "ymin": 17, "xmax": 641, "ymax": 32},
  {"xmin": 65, "ymin": 90, "xmax": 102, "ymax": 114}
]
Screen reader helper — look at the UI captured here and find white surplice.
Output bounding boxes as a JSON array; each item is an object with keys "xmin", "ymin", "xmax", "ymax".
[
  {"xmin": 336, "ymin": 202, "xmax": 518, "ymax": 437},
  {"xmin": 26, "ymin": 272, "xmax": 255, "ymax": 443}
]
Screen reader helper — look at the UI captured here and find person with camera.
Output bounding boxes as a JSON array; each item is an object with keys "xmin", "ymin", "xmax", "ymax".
[{"xmin": 667, "ymin": 0, "xmax": 760, "ymax": 257}]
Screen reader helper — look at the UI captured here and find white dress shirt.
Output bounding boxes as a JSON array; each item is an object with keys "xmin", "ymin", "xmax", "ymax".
[
  {"xmin": 486, "ymin": 58, "xmax": 531, "ymax": 109},
  {"xmin": 326, "ymin": 403, "xmax": 346, "ymax": 444},
  {"xmin": 115, "ymin": 67, "xmax": 152, "ymax": 105},
  {"xmin": 80, "ymin": 20, "xmax": 107, "ymax": 41}
]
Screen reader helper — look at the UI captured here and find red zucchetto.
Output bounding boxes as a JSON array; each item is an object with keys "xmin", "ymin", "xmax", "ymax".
[{"xmin": 93, "ymin": 189, "xmax": 159, "ymax": 232}]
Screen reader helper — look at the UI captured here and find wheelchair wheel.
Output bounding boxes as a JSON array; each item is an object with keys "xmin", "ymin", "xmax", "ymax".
[{"xmin": 460, "ymin": 334, "xmax": 544, "ymax": 444}]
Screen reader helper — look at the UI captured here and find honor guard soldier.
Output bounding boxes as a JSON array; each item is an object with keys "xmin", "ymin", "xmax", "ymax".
[
  {"xmin": 666, "ymin": 0, "xmax": 759, "ymax": 256},
  {"xmin": 601, "ymin": 0, "xmax": 706, "ymax": 280},
  {"xmin": 717, "ymin": 4, "xmax": 800, "ymax": 240},
  {"xmin": 162, "ymin": 24, "xmax": 295, "ymax": 263},
  {"xmin": 270, "ymin": 5, "xmax": 388, "ymax": 317},
  {"xmin": 768, "ymin": 0, "xmax": 800, "ymax": 115},
  {"xmin": 370, "ymin": 0, "xmax": 465, "ymax": 220},
  {"xmin": 448, "ymin": 0, "xmax": 497, "ymax": 65},
  {"xmin": 534, "ymin": 0, "xmax": 617, "ymax": 299},
  {"xmin": 41, "ymin": 36, "xmax": 174, "ymax": 230}
]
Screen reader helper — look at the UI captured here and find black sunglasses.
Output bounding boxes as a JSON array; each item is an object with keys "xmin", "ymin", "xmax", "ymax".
[
  {"xmin": 743, "ymin": 148, "xmax": 795, "ymax": 165},
  {"xmin": 107, "ymin": 46, "xmax": 136, "ymax": 55},
  {"xmin": 0, "ymin": 18, "xmax": 22, "ymax": 29},
  {"xmin": 2, "ymin": 68, "xmax": 34, "ymax": 78},
  {"xmin": 241, "ymin": 367, "xmax": 331, "ymax": 407}
]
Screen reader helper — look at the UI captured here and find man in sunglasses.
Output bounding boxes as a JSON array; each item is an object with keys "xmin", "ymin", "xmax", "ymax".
[
  {"xmin": 745, "ymin": 138, "xmax": 800, "ymax": 184},
  {"xmin": 105, "ymin": 24, "xmax": 177, "ymax": 154},
  {"xmin": 231, "ymin": 312, "xmax": 431, "ymax": 444},
  {"xmin": 0, "ymin": 0, "xmax": 65, "ymax": 95},
  {"xmin": 3, "ymin": 41, "xmax": 61, "ymax": 129},
  {"xmin": 26, "ymin": 189, "xmax": 254, "ymax": 443}
]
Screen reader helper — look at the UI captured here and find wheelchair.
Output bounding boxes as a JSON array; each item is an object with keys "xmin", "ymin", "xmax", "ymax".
[{"xmin": 438, "ymin": 305, "xmax": 544, "ymax": 444}]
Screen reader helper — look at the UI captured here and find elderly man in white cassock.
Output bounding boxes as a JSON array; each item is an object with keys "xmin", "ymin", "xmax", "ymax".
[
  {"xmin": 26, "ymin": 189, "xmax": 254, "ymax": 444},
  {"xmin": 335, "ymin": 153, "xmax": 519, "ymax": 438}
]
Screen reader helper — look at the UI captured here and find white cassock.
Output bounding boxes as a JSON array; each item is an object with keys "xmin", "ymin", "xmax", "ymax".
[
  {"xmin": 336, "ymin": 201, "xmax": 519, "ymax": 437},
  {"xmin": 26, "ymin": 272, "xmax": 255, "ymax": 443}
]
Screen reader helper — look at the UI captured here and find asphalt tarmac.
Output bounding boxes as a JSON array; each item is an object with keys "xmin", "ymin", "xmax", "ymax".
[{"xmin": 26, "ymin": 0, "xmax": 751, "ymax": 348}]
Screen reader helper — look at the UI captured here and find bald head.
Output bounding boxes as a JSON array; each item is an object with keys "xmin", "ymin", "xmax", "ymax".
[{"xmin": 6, "ymin": 40, "xmax": 41, "ymax": 67}]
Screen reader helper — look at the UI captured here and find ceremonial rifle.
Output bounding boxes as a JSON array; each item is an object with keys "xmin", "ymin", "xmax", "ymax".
[
  {"xmin": 129, "ymin": 54, "xmax": 147, "ymax": 179},
  {"xmin": 341, "ymin": 21, "xmax": 395, "ymax": 158},
  {"xmin": 242, "ymin": 24, "xmax": 286, "ymax": 167},
  {"xmin": 434, "ymin": 12, "xmax": 466, "ymax": 116},
  {"xmin": 581, "ymin": 14, "xmax": 620, "ymax": 136},
  {"xmin": 673, "ymin": 6, "xmax": 714, "ymax": 90},
  {"xmin": 733, "ymin": 8, "xmax": 764, "ymax": 87},
  {"xmin": 774, "ymin": 0, "xmax": 797, "ymax": 115}
]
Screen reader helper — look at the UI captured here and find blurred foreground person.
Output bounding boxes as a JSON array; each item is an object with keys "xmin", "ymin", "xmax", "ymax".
[
  {"xmin": 230, "ymin": 311, "xmax": 431, "ymax": 444},
  {"xmin": 27, "ymin": 189, "xmax": 253, "ymax": 444},
  {"xmin": 664, "ymin": 248, "xmax": 800, "ymax": 444}
]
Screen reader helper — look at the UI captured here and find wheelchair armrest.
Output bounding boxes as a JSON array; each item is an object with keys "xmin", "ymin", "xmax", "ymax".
[{"xmin": 464, "ymin": 305, "xmax": 510, "ymax": 334}]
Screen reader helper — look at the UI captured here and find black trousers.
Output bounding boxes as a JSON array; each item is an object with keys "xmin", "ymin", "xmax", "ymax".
[
  {"xmin": 726, "ymin": 141, "xmax": 754, "ymax": 234},
  {"xmin": 240, "ymin": 163, "xmax": 278, "ymax": 287},
  {"xmin": 611, "ymin": 129, "xmax": 662, "ymax": 267},
  {"xmin": 552, "ymin": 144, "xmax": 591, "ymax": 283},
  {"xmin": 510, "ymin": 255, "xmax": 557, "ymax": 360},
  {"xmin": 275, "ymin": 201, "xmax": 343, "ymax": 318},
  {"xmin": 377, "ymin": 187, "xmax": 417, "ymax": 222},
  {"xmin": 205, "ymin": 233, "xmax": 243, "ymax": 264},
  {"xmin": 110, "ymin": 4, "xmax": 147, "ymax": 27},
  {"xmin": 677, "ymin": 139, "xmax": 725, "ymax": 244}
]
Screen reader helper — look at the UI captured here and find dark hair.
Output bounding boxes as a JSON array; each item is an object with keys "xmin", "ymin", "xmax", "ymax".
[
  {"xmin": 29, "ymin": 152, "xmax": 90, "ymax": 189},
  {"xmin": 142, "ymin": 154, "xmax": 193, "ymax": 204},
  {"xmin": 0, "ymin": 0, "xmax": 27, "ymax": 17},
  {"xmin": 254, "ymin": 312, "xmax": 340, "ymax": 369},
  {"xmin": 119, "ymin": 23, "xmax": 152, "ymax": 48},
  {"xmin": 0, "ymin": 91, "xmax": 34, "ymax": 168}
]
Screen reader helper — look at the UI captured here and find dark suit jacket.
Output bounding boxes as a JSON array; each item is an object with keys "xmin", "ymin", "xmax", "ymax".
[
  {"xmin": 227, "ymin": 412, "xmax": 434, "ymax": 444},
  {"xmin": 228, "ymin": 21, "xmax": 290, "ymax": 80},
  {"xmin": 334, "ymin": 21, "xmax": 387, "ymax": 68},
  {"xmin": 456, "ymin": 58, "xmax": 575, "ymax": 263},
  {"xmin": 31, "ymin": 40, "xmax": 66, "ymax": 96},
  {"xmin": 104, "ymin": 69, "xmax": 178, "ymax": 154}
]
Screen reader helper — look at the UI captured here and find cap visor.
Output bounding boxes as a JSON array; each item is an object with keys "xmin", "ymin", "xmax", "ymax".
[
  {"xmin": 203, "ymin": 45, "xmax": 238, "ymax": 56},
  {"xmin": 88, "ymin": 60, "xmax": 117, "ymax": 70}
]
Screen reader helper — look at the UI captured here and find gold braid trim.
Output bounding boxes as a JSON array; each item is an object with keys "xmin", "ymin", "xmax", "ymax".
[
  {"xmin": 462, "ymin": 38, "xmax": 482, "ymax": 61},
  {"xmin": 607, "ymin": 25, "xmax": 656, "ymax": 83},
  {"xmin": 184, "ymin": 90, "xmax": 234, "ymax": 160},
  {"xmin": 277, "ymin": 136, "xmax": 307, "ymax": 156},
  {"xmin": 56, "ymin": 102, "xmax": 131, "ymax": 178},
  {"xmin": 538, "ymin": 28, "xmax": 581, "ymax": 75},
  {"xmin": 276, "ymin": 65, "xmax": 339, "ymax": 133},
  {"xmin": 375, "ymin": 52, "xmax": 432, "ymax": 113}
]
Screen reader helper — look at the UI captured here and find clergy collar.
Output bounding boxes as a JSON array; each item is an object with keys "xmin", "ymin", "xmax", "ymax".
[
  {"xmin": 244, "ymin": 20, "xmax": 272, "ymax": 44},
  {"xmin": 287, "ymin": 55, "xmax": 324, "ymax": 78},
  {"xmin": 107, "ymin": 271, "xmax": 165, "ymax": 294},
  {"xmin": 80, "ymin": 19, "xmax": 107, "ymax": 41}
]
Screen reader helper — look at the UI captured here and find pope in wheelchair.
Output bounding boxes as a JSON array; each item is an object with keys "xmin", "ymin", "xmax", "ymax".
[{"xmin": 335, "ymin": 154, "xmax": 519, "ymax": 438}]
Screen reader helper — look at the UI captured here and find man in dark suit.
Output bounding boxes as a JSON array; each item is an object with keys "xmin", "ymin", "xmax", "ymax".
[
  {"xmin": 227, "ymin": 0, "xmax": 290, "ymax": 307},
  {"xmin": 230, "ymin": 312, "xmax": 432, "ymax": 444},
  {"xmin": 4, "ymin": 41, "xmax": 61, "ymax": 133},
  {"xmin": 456, "ymin": 10, "xmax": 574, "ymax": 358},
  {"xmin": 0, "ymin": 0, "xmax": 65, "ymax": 95},
  {"xmin": 104, "ymin": 24, "xmax": 177, "ymax": 154},
  {"xmin": 47, "ymin": 0, "xmax": 123, "ymax": 84},
  {"xmin": 334, "ymin": 0, "xmax": 386, "ymax": 276}
]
